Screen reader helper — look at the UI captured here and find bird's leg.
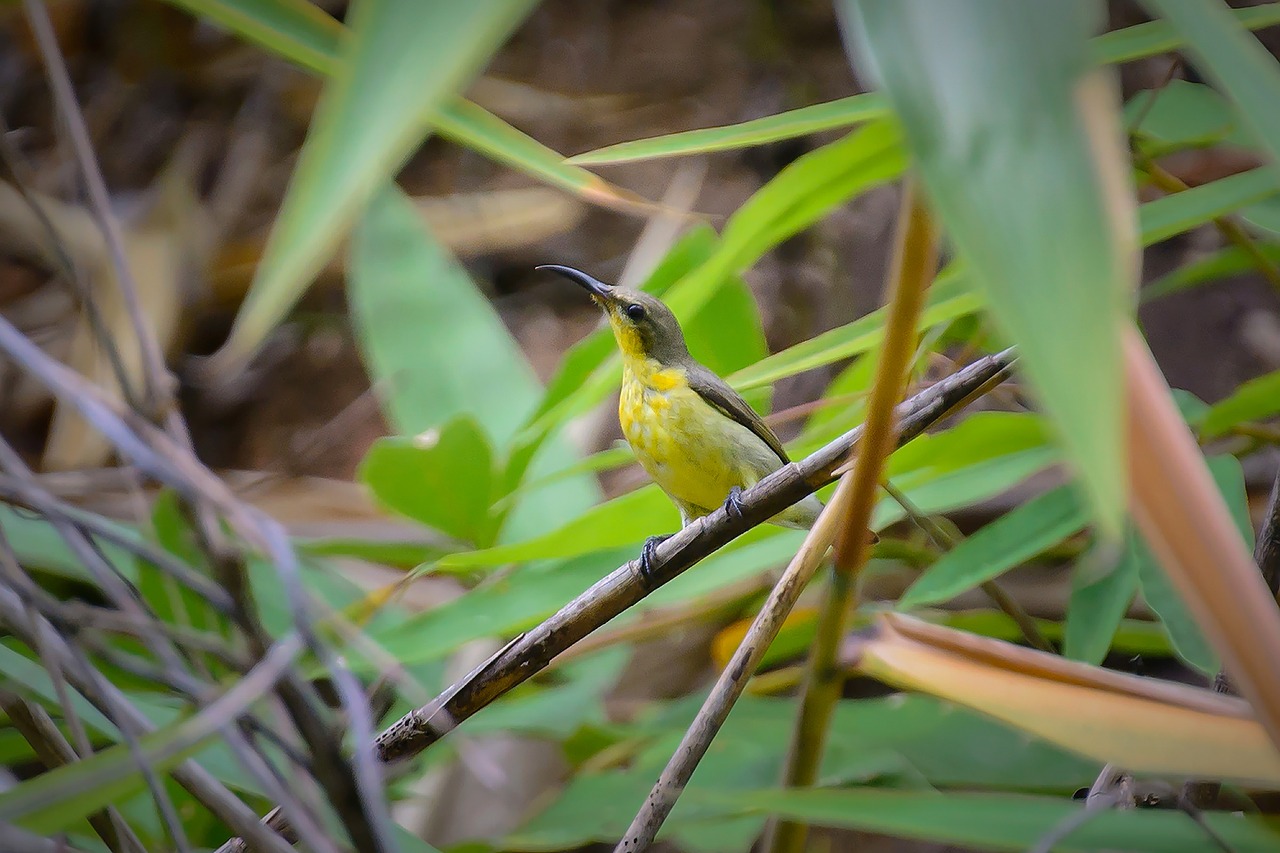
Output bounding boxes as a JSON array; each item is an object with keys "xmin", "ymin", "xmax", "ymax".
[
  {"xmin": 723, "ymin": 485, "xmax": 747, "ymax": 522},
  {"xmin": 639, "ymin": 534, "xmax": 673, "ymax": 588}
]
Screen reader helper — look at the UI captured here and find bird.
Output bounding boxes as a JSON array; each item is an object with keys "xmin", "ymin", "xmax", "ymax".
[{"xmin": 538, "ymin": 264, "xmax": 824, "ymax": 583}]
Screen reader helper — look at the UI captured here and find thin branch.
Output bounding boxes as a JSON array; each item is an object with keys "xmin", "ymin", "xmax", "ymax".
[
  {"xmin": 615, "ymin": 474, "xmax": 855, "ymax": 852},
  {"xmin": 216, "ymin": 347, "xmax": 1017, "ymax": 851},
  {"xmin": 767, "ymin": 186, "xmax": 937, "ymax": 853},
  {"xmin": 882, "ymin": 479, "xmax": 1055, "ymax": 652},
  {"xmin": 22, "ymin": 0, "xmax": 172, "ymax": 415}
]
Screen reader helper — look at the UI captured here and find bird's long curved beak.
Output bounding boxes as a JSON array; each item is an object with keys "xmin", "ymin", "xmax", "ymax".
[{"xmin": 536, "ymin": 264, "xmax": 613, "ymax": 299}]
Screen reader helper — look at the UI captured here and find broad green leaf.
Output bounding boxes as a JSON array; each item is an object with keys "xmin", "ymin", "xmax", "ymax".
[
  {"xmin": 0, "ymin": 643, "xmax": 117, "ymax": 737},
  {"xmin": 359, "ymin": 417, "xmax": 494, "ymax": 545},
  {"xmin": 349, "ymin": 187, "xmax": 600, "ymax": 539},
  {"xmin": 1063, "ymin": 536, "xmax": 1141, "ymax": 664},
  {"xmin": 876, "ymin": 412, "xmax": 1058, "ymax": 516},
  {"xmin": 138, "ymin": 490, "xmax": 222, "ymax": 637},
  {"xmin": 1137, "ymin": 454, "xmax": 1249, "ymax": 674},
  {"xmin": 350, "ymin": 189, "xmax": 541, "ymax": 440},
  {"xmin": 206, "ymin": 0, "xmax": 536, "ymax": 376},
  {"xmin": 1126, "ymin": 79, "xmax": 1250, "ymax": 151},
  {"xmin": 726, "ymin": 788, "xmax": 1280, "ymax": 853},
  {"xmin": 1200, "ymin": 368, "xmax": 1280, "ymax": 438},
  {"xmin": 508, "ymin": 695, "xmax": 1102, "ymax": 853},
  {"xmin": 1139, "ymin": 168, "xmax": 1280, "ymax": 245},
  {"xmin": 898, "ymin": 485, "xmax": 1088, "ymax": 610},
  {"xmin": 1145, "ymin": 0, "xmax": 1280, "ymax": 181},
  {"xmin": 843, "ymin": 1, "xmax": 1134, "ymax": 535},
  {"xmin": 567, "ymin": 94, "xmax": 889, "ymax": 165}
]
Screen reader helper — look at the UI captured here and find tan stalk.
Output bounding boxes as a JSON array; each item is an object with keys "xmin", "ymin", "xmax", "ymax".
[{"xmin": 765, "ymin": 184, "xmax": 937, "ymax": 853}]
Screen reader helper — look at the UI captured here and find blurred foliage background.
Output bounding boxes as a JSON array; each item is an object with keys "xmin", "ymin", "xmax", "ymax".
[{"xmin": 4, "ymin": 1, "xmax": 1280, "ymax": 852}]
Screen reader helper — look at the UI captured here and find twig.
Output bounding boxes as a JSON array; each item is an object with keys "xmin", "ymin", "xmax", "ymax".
[
  {"xmin": 766, "ymin": 186, "xmax": 937, "ymax": 853},
  {"xmin": 615, "ymin": 474, "xmax": 854, "ymax": 852},
  {"xmin": 215, "ymin": 355, "xmax": 1016, "ymax": 847},
  {"xmin": 22, "ymin": 0, "xmax": 172, "ymax": 415},
  {"xmin": 0, "ymin": 693, "xmax": 146, "ymax": 853},
  {"xmin": 882, "ymin": 479, "xmax": 1055, "ymax": 652}
]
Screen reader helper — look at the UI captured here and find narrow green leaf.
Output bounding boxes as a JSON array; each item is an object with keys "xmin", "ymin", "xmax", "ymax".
[
  {"xmin": 899, "ymin": 486, "xmax": 1088, "ymax": 610},
  {"xmin": 562, "ymin": 6, "xmax": 1280, "ymax": 167},
  {"xmin": 1094, "ymin": 3, "xmax": 1280, "ymax": 64},
  {"xmin": 844, "ymin": 0, "xmax": 1134, "ymax": 536},
  {"xmin": 428, "ymin": 486, "xmax": 678, "ymax": 573},
  {"xmin": 1200, "ymin": 368, "xmax": 1280, "ymax": 438},
  {"xmin": 206, "ymin": 0, "xmax": 536, "ymax": 376},
  {"xmin": 1144, "ymin": 0, "xmax": 1280, "ymax": 179},
  {"xmin": 567, "ymin": 94, "xmax": 889, "ymax": 165},
  {"xmin": 1139, "ymin": 168, "xmax": 1280, "ymax": 245},
  {"xmin": 161, "ymin": 0, "xmax": 343, "ymax": 75},
  {"xmin": 730, "ymin": 267, "xmax": 979, "ymax": 391},
  {"xmin": 1064, "ymin": 537, "xmax": 1141, "ymax": 664},
  {"xmin": 1143, "ymin": 242, "xmax": 1280, "ymax": 302},
  {"xmin": 435, "ymin": 99, "xmax": 653, "ymax": 213},
  {"xmin": 359, "ymin": 417, "xmax": 494, "ymax": 545}
]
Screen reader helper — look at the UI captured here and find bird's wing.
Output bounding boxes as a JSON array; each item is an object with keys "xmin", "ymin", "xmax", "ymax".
[{"xmin": 685, "ymin": 364, "xmax": 791, "ymax": 464}]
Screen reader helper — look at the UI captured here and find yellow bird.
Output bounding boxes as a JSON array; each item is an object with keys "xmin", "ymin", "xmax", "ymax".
[{"xmin": 540, "ymin": 265, "xmax": 823, "ymax": 581}]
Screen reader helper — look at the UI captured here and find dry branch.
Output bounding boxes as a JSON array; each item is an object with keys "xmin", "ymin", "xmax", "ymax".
[{"xmin": 218, "ymin": 347, "xmax": 1017, "ymax": 851}]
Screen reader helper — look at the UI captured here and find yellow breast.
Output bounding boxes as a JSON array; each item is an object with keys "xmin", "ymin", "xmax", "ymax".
[{"xmin": 619, "ymin": 357, "xmax": 759, "ymax": 517}]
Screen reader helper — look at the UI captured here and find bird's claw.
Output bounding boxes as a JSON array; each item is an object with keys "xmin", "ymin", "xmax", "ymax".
[
  {"xmin": 724, "ymin": 485, "xmax": 746, "ymax": 522},
  {"xmin": 639, "ymin": 534, "xmax": 673, "ymax": 588}
]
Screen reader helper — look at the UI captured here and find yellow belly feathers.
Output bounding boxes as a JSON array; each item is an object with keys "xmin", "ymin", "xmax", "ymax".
[{"xmin": 620, "ymin": 358, "xmax": 778, "ymax": 523}]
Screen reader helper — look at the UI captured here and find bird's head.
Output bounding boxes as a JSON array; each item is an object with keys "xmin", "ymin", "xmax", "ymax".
[{"xmin": 538, "ymin": 265, "xmax": 689, "ymax": 364}]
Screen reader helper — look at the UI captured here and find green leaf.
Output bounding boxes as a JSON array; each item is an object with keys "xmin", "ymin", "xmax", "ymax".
[
  {"xmin": 359, "ymin": 417, "xmax": 495, "ymax": 545},
  {"xmin": 206, "ymin": 0, "xmax": 536, "ymax": 375},
  {"xmin": 567, "ymin": 94, "xmax": 889, "ymax": 165},
  {"xmin": 435, "ymin": 99, "xmax": 651, "ymax": 213},
  {"xmin": 161, "ymin": 0, "xmax": 342, "ymax": 75},
  {"xmin": 1200, "ymin": 368, "xmax": 1280, "ymax": 438},
  {"xmin": 1144, "ymin": 0, "xmax": 1280, "ymax": 181},
  {"xmin": 730, "ymin": 266, "xmax": 980, "ymax": 391},
  {"xmin": 1143, "ymin": 242, "xmax": 1280, "ymax": 302},
  {"xmin": 1063, "ymin": 536, "xmax": 1141, "ymax": 664},
  {"xmin": 560, "ymin": 6, "xmax": 1280, "ymax": 167},
  {"xmin": 899, "ymin": 485, "xmax": 1087, "ymax": 610},
  {"xmin": 726, "ymin": 788, "xmax": 1280, "ymax": 853},
  {"xmin": 1093, "ymin": 3, "xmax": 1280, "ymax": 64},
  {"xmin": 1139, "ymin": 168, "xmax": 1280, "ymax": 245},
  {"xmin": 349, "ymin": 187, "xmax": 601, "ymax": 539},
  {"xmin": 430, "ymin": 486, "xmax": 678, "ymax": 572},
  {"xmin": 843, "ymin": 0, "xmax": 1133, "ymax": 536},
  {"xmin": 350, "ymin": 188, "xmax": 539, "ymax": 440},
  {"xmin": 877, "ymin": 412, "xmax": 1059, "ymax": 523},
  {"xmin": 1126, "ymin": 79, "xmax": 1250, "ymax": 150}
]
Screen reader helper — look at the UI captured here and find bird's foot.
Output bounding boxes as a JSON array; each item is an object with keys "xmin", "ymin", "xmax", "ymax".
[
  {"xmin": 639, "ymin": 534, "xmax": 673, "ymax": 588},
  {"xmin": 723, "ymin": 486, "xmax": 747, "ymax": 522}
]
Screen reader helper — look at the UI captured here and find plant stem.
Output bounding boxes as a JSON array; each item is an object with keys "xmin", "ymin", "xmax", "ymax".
[{"xmin": 765, "ymin": 185, "xmax": 937, "ymax": 853}]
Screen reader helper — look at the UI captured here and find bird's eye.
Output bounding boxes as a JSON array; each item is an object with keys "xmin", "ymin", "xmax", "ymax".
[{"xmin": 624, "ymin": 303, "xmax": 646, "ymax": 321}]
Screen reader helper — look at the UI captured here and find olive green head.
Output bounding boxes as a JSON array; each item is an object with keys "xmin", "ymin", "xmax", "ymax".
[{"xmin": 538, "ymin": 265, "xmax": 690, "ymax": 364}]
